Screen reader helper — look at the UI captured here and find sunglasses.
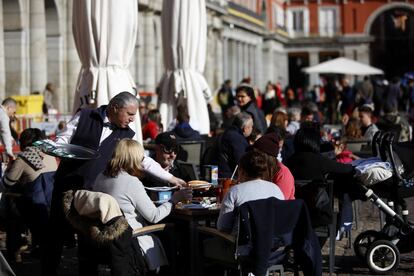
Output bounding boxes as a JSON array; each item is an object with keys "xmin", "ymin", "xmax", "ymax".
[{"xmin": 161, "ymin": 145, "xmax": 178, "ymax": 154}]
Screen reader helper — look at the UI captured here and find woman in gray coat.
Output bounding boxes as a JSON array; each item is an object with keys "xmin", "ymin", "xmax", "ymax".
[{"xmin": 94, "ymin": 139, "xmax": 192, "ymax": 271}]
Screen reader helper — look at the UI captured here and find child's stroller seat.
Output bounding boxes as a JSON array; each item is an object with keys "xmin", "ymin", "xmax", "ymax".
[
  {"xmin": 373, "ymin": 131, "xmax": 414, "ymax": 199},
  {"xmin": 353, "ymin": 131, "xmax": 414, "ymax": 274}
]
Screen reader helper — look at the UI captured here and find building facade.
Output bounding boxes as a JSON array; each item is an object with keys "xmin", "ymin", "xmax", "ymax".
[{"xmin": 1, "ymin": 0, "xmax": 413, "ymax": 113}]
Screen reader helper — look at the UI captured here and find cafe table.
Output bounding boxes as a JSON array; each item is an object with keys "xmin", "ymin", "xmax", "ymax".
[{"xmin": 167, "ymin": 205, "xmax": 220, "ymax": 276}]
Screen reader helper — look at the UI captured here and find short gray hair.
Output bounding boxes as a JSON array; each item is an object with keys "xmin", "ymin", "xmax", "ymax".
[
  {"xmin": 232, "ymin": 112, "xmax": 252, "ymax": 129},
  {"xmin": 108, "ymin": 92, "xmax": 138, "ymax": 109},
  {"xmin": 2, "ymin": 97, "xmax": 17, "ymax": 107},
  {"xmin": 288, "ymin": 107, "xmax": 301, "ymax": 117}
]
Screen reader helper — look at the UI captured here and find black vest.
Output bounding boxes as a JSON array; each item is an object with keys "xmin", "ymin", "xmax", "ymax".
[{"xmin": 54, "ymin": 106, "xmax": 135, "ymax": 192}]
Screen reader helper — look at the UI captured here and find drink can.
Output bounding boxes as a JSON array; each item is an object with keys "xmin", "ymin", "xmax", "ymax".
[{"xmin": 211, "ymin": 165, "xmax": 218, "ymax": 185}]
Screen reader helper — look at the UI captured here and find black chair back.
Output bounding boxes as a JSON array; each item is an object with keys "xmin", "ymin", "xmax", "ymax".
[
  {"xmin": 235, "ymin": 198, "xmax": 322, "ymax": 276},
  {"xmin": 177, "ymin": 140, "xmax": 205, "ymax": 166}
]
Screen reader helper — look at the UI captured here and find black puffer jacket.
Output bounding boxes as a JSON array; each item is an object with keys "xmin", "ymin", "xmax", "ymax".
[{"xmin": 63, "ymin": 191, "xmax": 146, "ymax": 276}]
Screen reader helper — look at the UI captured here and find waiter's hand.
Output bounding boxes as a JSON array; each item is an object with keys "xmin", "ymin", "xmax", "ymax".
[
  {"xmin": 169, "ymin": 176, "xmax": 187, "ymax": 188},
  {"xmin": 7, "ymin": 153, "xmax": 15, "ymax": 162}
]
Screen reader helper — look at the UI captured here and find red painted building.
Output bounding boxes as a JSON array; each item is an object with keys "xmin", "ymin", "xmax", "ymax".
[{"xmin": 226, "ymin": 0, "xmax": 414, "ymax": 88}]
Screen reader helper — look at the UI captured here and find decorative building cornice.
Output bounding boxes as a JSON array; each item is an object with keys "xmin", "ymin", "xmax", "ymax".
[
  {"xmin": 227, "ymin": 2, "xmax": 265, "ymax": 27},
  {"xmin": 206, "ymin": 1, "xmax": 228, "ymax": 15},
  {"xmin": 284, "ymin": 34, "xmax": 373, "ymax": 48}
]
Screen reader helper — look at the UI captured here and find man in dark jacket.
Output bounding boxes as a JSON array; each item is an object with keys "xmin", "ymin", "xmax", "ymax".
[
  {"xmin": 171, "ymin": 104, "xmax": 202, "ymax": 142},
  {"xmin": 218, "ymin": 112, "xmax": 253, "ymax": 178}
]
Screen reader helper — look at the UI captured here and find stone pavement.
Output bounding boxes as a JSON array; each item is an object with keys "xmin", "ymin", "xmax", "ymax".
[{"xmin": 1, "ymin": 199, "xmax": 414, "ymax": 275}]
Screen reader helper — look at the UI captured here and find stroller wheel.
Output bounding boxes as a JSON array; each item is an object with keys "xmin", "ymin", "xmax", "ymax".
[
  {"xmin": 366, "ymin": 240, "xmax": 400, "ymax": 274},
  {"xmin": 354, "ymin": 230, "xmax": 385, "ymax": 260}
]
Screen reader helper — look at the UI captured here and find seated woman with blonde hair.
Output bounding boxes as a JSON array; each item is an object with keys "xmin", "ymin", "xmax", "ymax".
[{"xmin": 93, "ymin": 139, "xmax": 192, "ymax": 272}]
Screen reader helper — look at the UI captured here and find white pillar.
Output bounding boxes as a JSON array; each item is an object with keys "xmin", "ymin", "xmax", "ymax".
[
  {"xmin": 205, "ymin": 28, "xmax": 215, "ymax": 91},
  {"xmin": 243, "ymin": 43, "xmax": 249, "ymax": 78},
  {"xmin": 29, "ymin": 0, "xmax": 48, "ymax": 92},
  {"xmin": 255, "ymin": 44, "xmax": 263, "ymax": 88},
  {"xmin": 4, "ymin": 30, "xmax": 29, "ymax": 95},
  {"xmin": 214, "ymin": 33, "xmax": 224, "ymax": 90},
  {"xmin": 142, "ymin": 12, "xmax": 156, "ymax": 92},
  {"xmin": 237, "ymin": 41, "xmax": 243, "ymax": 82},
  {"xmin": 223, "ymin": 37, "xmax": 228, "ymax": 80},
  {"xmin": 154, "ymin": 16, "xmax": 163, "ymax": 90},
  {"xmin": 136, "ymin": 14, "xmax": 144, "ymax": 93},
  {"xmin": 65, "ymin": 0, "xmax": 81, "ymax": 112},
  {"xmin": 0, "ymin": 0, "xmax": 5, "ymax": 99},
  {"xmin": 231, "ymin": 40, "xmax": 237, "ymax": 84},
  {"xmin": 263, "ymin": 42, "xmax": 274, "ymax": 85},
  {"xmin": 309, "ymin": 51, "xmax": 319, "ymax": 86},
  {"xmin": 45, "ymin": 1, "xmax": 64, "ymax": 113}
]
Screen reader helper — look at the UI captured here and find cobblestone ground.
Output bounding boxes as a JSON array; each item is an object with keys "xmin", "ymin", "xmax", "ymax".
[{"xmin": 1, "ymin": 198, "xmax": 414, "ymax": 275}]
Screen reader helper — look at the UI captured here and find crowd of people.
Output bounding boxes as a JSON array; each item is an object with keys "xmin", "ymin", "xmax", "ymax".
[{"xmin": 0, "ymin": 72, "xmax": 412, "ymax": 275}]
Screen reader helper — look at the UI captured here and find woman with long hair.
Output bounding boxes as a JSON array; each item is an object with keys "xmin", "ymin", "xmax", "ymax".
[
  {"xmin": 252, "ymin": 132, "xmax": 295, "ymax": 200},
  {"xmin": 236, "ymin": 84, "xmax": 267, "ymax": 134},
  {"xmin": 93, "ymin": 139, "xmax": 192, "ymax": 272}
]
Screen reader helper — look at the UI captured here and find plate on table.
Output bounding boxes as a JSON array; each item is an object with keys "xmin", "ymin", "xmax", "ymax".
[
  {"xmin": 188, "ymin": 180, "xmax": 211, "ymax": 190},
  {"xmin": 33, "ymin": 140, "xmax": 100, "ymax": 160},
  {"xmin": 145, "ymin": 186, "xmax": 177, "ymax": 192},
  {"xmin": 180, "ymin": 203, "xmax": 208, "ymax": 209}
]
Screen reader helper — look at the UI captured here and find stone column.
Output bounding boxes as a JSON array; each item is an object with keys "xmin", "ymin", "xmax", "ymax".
[
  {"xmin": 45, "ymin": 1, "xmax": 64, "ymax": 113},
  {"xmin": 223, "ymin": 37, "xmax": 228, "ymax": 80},
  {"xmin": 308, "ymin": 51, "xmax": 319, "ymax": 87},
  {"xmin": 231, "ymin": 39, "xmax": 238, "ymax": 83},
  {"xmin": 0, "ymin": 0, "xmax": 5, "ymax": 99},
  {"xmin": 204, "ymin": 28, "xmax": 214, "ymax": 90},
  {"xmin": 214, "ymin": 33, "xmax": 224, "ymax": 89},
  {"xmin": 243, "ymin": 43, "xmax": 249, "ymax": 78},
  {"xmin": 142, "ymin": 12, "xmax": 156, "ymax": 93},
  {"xmin": 237, "ymin": 41, "xmax": 243, "ymax": 82},
  {"xmin": 154, "ymin": 16, "xmax": 163, "ymax": 89},
  {"xmin": 136, "ymin": 14, "xmax": 144, "ymax": 94},
  {"xmin": 263, "ymin": 41, "xmax": 274, "ymax": 85},
  {"xmin": 65, "ymin": 0, "xmax": 81, "ymax": 112},
  {"xmin": 255, "ymin": 44, "xmax": 263, "ymax": 88},
  {"xmin": 29, "ymin": 0, "xmax": 48, "ymax": 92}
]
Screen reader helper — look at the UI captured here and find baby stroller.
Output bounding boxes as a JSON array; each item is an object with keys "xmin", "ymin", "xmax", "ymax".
[{"xmin": 353, "ymin": 131, "xmax": 414, "ymax": 274}]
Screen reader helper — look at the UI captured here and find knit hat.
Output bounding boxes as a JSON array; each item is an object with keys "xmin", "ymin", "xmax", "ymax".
[{"xmin": 252, "ymin": 132, "xmax": 280, "ymax": 157}]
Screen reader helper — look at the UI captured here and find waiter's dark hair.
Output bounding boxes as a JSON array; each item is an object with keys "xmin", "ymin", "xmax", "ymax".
[{"xmin": 108, "ymin": 92, "xmax": 138, "ymax": 109}]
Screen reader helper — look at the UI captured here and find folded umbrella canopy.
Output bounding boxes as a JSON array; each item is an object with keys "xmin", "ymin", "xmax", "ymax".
[
  {"xmin": 303, "ymin": 57, "xmax": 384, "ymax": 75},
  {"xmin": 158, "ymin": 0, "xmax": 212, "ymax": 134},
  {"xmin": 72, "ymin": 0, "xmax": 141, "ymax": 141}
]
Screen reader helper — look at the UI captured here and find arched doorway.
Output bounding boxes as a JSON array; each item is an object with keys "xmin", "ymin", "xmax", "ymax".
[{"xmin": 369, "ymin": 8, "xmax": 414, "ymax": 79}]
